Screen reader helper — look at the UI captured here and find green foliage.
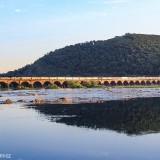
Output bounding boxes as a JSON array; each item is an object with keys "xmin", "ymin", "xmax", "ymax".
[
  {"xmin": 82, "ymin": 81, "xmax": 92, "ymax": 88},
  {"xmin": 17, "ymin": 85, "xmax": 26, "ymax": 90},
  {"xmin": 66, "ymin": 81, "xmax": 83, "ymax": 88},
  {"xmin": 1, "ymin": 33, "xmax": 160, "ymax": 77},
  {"xmin": 90, "ymin": 81, "xmax": 99, "ymax": 87},
  {"xmin": 82, "ymin": 81, "xmax": 99, "ymax": 88},
  {"xmin": 45, "ymin": 83, "xmax": 59, "ymax": 89}
]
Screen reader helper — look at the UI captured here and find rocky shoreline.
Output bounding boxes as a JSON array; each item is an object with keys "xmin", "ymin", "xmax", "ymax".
[
  {"xmin": 0, "ymin": 88, "xmax": 160, "ymax": 105},
  {"xmin": 1, "ymin": 97, "xmax": 107, "ymax": 105}
]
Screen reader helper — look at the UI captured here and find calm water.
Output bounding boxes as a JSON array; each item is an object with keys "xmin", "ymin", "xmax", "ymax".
[{"xmin": 0, "ymin": 89, "xmax": 160, "ymax": 160}]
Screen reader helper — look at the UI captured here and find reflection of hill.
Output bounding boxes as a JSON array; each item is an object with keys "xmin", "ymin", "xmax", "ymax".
[{"xmin": 29, "ymin": 97, "xmax": 160, "ymax": 135}]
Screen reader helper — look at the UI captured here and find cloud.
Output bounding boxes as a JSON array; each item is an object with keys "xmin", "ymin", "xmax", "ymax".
[{"xmin": 14, "ymin": 9, "xmax": 22, "ymax": 13}]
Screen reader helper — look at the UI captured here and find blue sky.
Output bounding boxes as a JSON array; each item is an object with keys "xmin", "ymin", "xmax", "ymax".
[{"xmin": 0, "ymin": 0, "xmax": 160, "ymax": 73}]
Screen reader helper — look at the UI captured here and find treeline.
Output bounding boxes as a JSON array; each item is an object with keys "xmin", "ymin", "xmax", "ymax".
[{"xmin": 1, "ymin": 33, "xmax": 160, "ymax": 77}]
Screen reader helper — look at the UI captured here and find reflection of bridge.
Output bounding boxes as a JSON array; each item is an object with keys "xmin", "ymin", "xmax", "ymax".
[{"xmin": 0, "ymin": 77, "xmax": 160, "ymax": 88}]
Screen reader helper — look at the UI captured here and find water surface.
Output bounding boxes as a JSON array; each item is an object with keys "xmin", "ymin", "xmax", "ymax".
[
  {"xmin": 0, "ymin": 89, "xmax": 160, "ymax": 160},
  {"xmin": 0, "ymin": 88, "xmax": 160, "ymax": 103}
]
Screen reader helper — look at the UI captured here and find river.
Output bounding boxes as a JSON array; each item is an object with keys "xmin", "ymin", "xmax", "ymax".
[{"xmin": 0, "ymin": 88, "xmax": 160, "ymax": 160}]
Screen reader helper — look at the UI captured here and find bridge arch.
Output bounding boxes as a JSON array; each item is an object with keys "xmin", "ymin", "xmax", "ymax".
[
  {"xmin": 104, "ymin": 81, "xmax": 110, "ymax": 86},
  {"xmin": 44, "ymin": 81, "xmax": 51, "ymax": 88},
  {"xmin": 0, "ymin": 82, "xmax": 8, "ymax": 89},
  {"xmin": 146, "ymin": 81, "xmax": 151, "ymax": 85},
  {"xmin": 33, "ymin": 81, "xmax": 43, "ymax": 88},
  {"xmin": 54, "ymin": 81, "xmax": 62, "ymax": 87},
  {"xmin": 152, "ymin": 81, "xmax": 157, "ymax": 85},
  {"xmin": 135, "ymin": 81, "xmax": 140, "ymax": 85},
  {"xmin": 117, "ymin": 81, "xmax": 123, "ymax": 86},
  {"xmin": 110, "ymin": 81, "xmax": 116, "ymax": 86},
  {"xmin": 81, "ymin": 81, "xmax": 90, "ymax": 87},
  {"xmin": 123, "ymin": 81, "xmax": 129, "ymax": 86},
  {"xmin": 9, "ymin": 82, "xmax": 19, "ymax": 89},
  {"xmin": 141, "ymin": 81, "xmax": 146, "ymax": 85},
  {"xmin": 157, "ymin": 81, "xmax": 160, "ymax": 85},
  {"xmin": 21, "ymin": 82, "xmax": 31, "ymax": 88},
  {"xmin": 129, "ymin": 81, "xmax": 135, "ymax": 86}
]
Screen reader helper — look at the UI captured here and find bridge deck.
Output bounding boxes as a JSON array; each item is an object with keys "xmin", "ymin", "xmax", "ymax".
[{"xmin": 0, "ymin": 77, "xmax": 160, "ymax": 80}]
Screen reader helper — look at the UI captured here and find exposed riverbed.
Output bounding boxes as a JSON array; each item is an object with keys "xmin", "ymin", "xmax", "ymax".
[{"xmin": 0, "ymin": 88, "xmax": 160, "ymax": 104}]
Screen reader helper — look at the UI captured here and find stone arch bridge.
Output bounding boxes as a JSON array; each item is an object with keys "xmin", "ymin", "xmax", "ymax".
[{"xmin": 0, "ymin": 77, "xmax": 160, "ymax": 89}]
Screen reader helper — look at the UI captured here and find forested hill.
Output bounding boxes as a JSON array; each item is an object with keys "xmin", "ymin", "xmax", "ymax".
[{"xmin": 2, "ymin": 33, "xmax": 160, "ymax": 77}]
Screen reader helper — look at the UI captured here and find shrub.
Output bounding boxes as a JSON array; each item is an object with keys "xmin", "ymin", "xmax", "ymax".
[
  {"xmin": 82, "ymin": 81, "xmax": 92, "ymax": 88},
  {"xmin": 91, "ymin": 81, "xmax": 99, "ymax": 87},
  {"xmin": 82, "ymin": 81, "xmax": 99, "ymax": 88},
  {"xmin": 66, "ymin": 81, "xmax": 83, "ymax": 88},
  {"xmin": 46, "ymin": 83, "xmax": 59, "ymax": 89},
  {"xmin": 17, "ymin": 85, "xmax": 25, "ymax": 90}
]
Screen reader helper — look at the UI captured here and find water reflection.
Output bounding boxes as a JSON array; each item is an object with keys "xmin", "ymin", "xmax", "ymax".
[{"xmin": 29, "ymin": 97, "xmax": 160, "ymax": 135}]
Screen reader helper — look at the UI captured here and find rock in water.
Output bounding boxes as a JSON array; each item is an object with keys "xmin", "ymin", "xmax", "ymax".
[
  {"xmin": 34, "ymin": 98, "xmax": 45, "ymax": 103},
  {"xmin": 3, "ymin": 99, "xmax": 13, "ymax": 104}
]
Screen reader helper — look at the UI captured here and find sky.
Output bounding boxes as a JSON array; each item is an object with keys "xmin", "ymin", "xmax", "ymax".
[{"xmin": 0, "ymin": 0, "xmax": 160, "ymax": 73}]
